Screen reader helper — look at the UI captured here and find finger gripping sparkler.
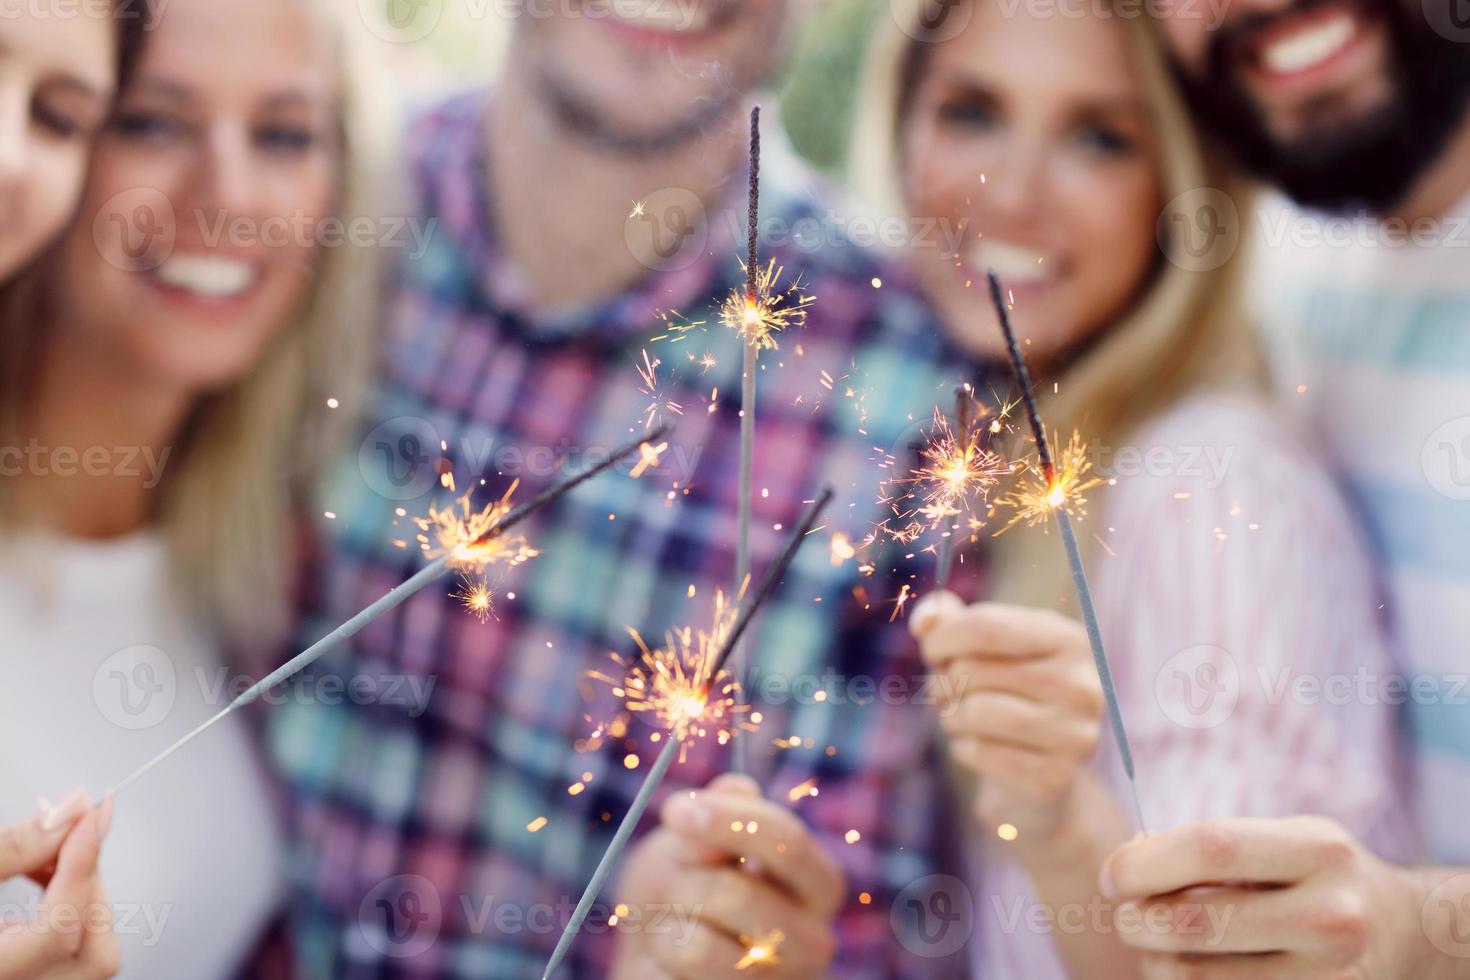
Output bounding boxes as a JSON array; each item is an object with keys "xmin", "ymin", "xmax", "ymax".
[
  {"xmin": 987, "ymin": 271, "xmax": 1148, "ymax": 833},
  {"xmin": 105, "ymin": 421, "xmax": 674, "ymax": 799}
]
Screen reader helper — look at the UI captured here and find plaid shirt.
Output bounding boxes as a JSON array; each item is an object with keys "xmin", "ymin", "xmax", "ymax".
[{"xmin": 266, "ymin": 91, "xmax": 986, "ymax": 979}]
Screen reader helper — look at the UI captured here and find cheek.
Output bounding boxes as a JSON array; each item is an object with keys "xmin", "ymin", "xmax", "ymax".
[
  {"xmin": 1160, "ymin": 12, "xmax": 1208, "ymax": 72},
  {"xmin": 1070, "ymin": 168, "xmax": 1162, "ymax": 302},
  {"xmin": 26, "ymin": 142, "xmax": 89, "ymax": 252}
]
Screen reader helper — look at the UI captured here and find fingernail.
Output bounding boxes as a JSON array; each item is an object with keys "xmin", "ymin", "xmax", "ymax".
[
  {"xmin": 42, "ymin": 788, "xmax": 89, "ymax": 831},
  {"xmin": 96, "ymin": 795, "xmax": 115, "ymax": 843},
  {"xmin": 666, "ymin": 793, "xmax": 710, "ymax": 833},
  {"xmin": 35, "ymin": 795, "xmax": 52, "ymax": 817}
]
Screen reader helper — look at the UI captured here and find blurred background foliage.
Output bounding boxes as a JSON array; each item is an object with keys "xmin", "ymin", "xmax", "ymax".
[{"xmin": 376, "ymin": 0, "xmax": 877, "ymax": 174}]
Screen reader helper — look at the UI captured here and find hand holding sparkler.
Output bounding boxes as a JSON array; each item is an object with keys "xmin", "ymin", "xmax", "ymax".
[
  {"xmin": 609, "ymin": 773, "xmax": 842, "ymax": 980},
  {"xmin": 985, "ymin": 270, "xmax": 1147, "ymax": 833},
  {"xmin": 910, "ymin": 593, "xmax": 1107, "ymax": 845}
]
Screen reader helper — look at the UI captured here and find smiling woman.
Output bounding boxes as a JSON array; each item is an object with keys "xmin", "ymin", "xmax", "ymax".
[
  {"xmin": 0, "ymin": 0, "xmax": 147, "ymax": 281},
  {"xmin": 0, "ymin": 0, "xmax": 396, "ymax": 976}
]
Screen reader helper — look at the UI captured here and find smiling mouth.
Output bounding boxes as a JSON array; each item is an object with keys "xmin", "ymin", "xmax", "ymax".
[
  {"xmin": 149, "ymin": 255, "xmax": 260, "ymax": 301},
  {"xmin": 1238, "ymin": 0, "xmax": 1376, "ymax": 83},
  {"xmin": 965, "ymin": 239, "xmax": 1060, "ymax": 288},
  {"xmin": 590, "ymin": 0, "xmax": 740, "ymax": 37}
]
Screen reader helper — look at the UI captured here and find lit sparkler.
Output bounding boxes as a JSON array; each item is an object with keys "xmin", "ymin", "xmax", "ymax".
[
  {"xmin": 452, "ymin": 576, "xmax": 497, "ymax": 623},
  {"xmin": 588, "ymin": 591, "xmax": 754, "ymax": 761},
  {"xmin": 542, "ymin": 489, "xmax": 834, "ymax": 979},
  {"xmin": 736, "ymin": 929, "xmax": 785, "ymax": 970},
  {"xmin": 416, "ymin": 483, "xmax": 539, "ymax": 572},
  {"xmin": 996, "ymin": 429, "xmax": 1102, "ymax": 534},
  {"xmin": 987, "ymin": 269, "xmax": 1146, "ymax": 832},
  {"xmin": 104, "ymin": 423, "xmax": 673, "ymax": 800}
]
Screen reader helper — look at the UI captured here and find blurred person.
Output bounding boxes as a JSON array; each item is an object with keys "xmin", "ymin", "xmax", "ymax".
[
  {"xmin": 0, "ymin": 0, "xmax": 391, "ymax": 975},
  {"xmin": 1098, "ymin": 0, "xmax": 1470, "ymax": 976},
  {"xmin": 0, "ymin": 2, "xmax": 141, "ymax": 976},
  {"xmin": 849, "ymin": 0, "xmax": 1415, "ymax": 975},
  {"xmin": 263, "ymin": 1, "xmax": 986, "ymax": 977}
]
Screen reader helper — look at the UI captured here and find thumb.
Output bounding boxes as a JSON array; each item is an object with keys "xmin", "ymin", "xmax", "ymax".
[
  {"xmin": 909, "ymin": 590, "xmax": 964, "ymax": 638},
  {"xmin": 705, "ymin": 773, "xmax": 762, "ymax": 799}
]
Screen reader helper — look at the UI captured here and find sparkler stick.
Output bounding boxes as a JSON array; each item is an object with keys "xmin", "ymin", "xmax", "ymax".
[
  {"xmin": 733, "ymin": 105, "xmax": 761, "ymax": 774},
  {"xmin": 542, "ymin": 488, "xmax": 834, "ymax": 979},
  {"xmin": 106, "ymin": 422, "xmax": 673, "ymax": 799},
  {"xmin": 934, "ymin": 387, "xmax": 973, "ymax": 589},
  {"xmin": 986, "ymin": 270, "xmax": 1148, "ymax": 833}
]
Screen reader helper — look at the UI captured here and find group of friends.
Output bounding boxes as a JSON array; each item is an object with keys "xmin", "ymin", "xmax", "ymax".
[{"xmin": 1, "ymin": 0, "xmax": 1467, "ymax": 976}]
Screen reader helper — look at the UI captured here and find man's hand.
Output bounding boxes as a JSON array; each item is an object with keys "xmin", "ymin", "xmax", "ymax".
[
  {"xmin": 1100, "ymin": 816, "xmax": 1434, "ymax": 979},
  {"xmin": 610, "ymin": 774, "xmax": 845, "ymax": 979},
  {"xmin": 910, "ymin": 591, "xmax": 1105, "ymax": 843}
]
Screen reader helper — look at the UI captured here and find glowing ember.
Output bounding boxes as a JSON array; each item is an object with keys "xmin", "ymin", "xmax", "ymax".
[
  {"xmin": 636, "ymin": 349, "xmax": 684, "ymax": 429},
  {"xmin": 415, "ymin": 483, "xmax": 539, "ymax": 572},
  {"xmin": 996, "ymin": 430, "xmax": 1103, "ymax": 533},
  {"xmin": 884, "ymin": 407, "xmax": 1007, "ymax": 544},
  {"xmin": 720, "ymin": 258, "xmax": 814, "ymax": 352},
  {"xmin": 735, "ymin": 929, "xmax": 785, "ymax": 970},
  {"xmin": 452, "ymin": 577, "xmax": 497, "ymax": 623},
  {"xmin": 587, "ymin": 592, "xmax": 755, "ymax": 760}
]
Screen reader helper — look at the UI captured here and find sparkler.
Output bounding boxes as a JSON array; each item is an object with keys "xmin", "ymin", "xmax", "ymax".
[
  {"xmin": 105, "ymin": 422, "xmax": 672, "ymax": 799},
  {"xmin": 542, "ymin": 488, "xmax": 834, "ymax": 979},
  {"xmin": 987, "ymin": 270, "xmax": 1147, "ymax": 833},
  {"xmin": 923, "ymin": 388, "xmax": 1006, "ymax": 588}
]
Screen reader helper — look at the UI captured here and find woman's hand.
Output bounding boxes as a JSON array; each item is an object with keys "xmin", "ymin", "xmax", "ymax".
[
  {"xmin": 610, "ymin": 774, "xmax": 845, "ymax": 980},
  {"xmin": 0, "ymin": 790, "xmax": 119, "ymax": 980},
  {"xmin": 911, "ymin": 591, "xmax": 1105, "ymax": 846}
]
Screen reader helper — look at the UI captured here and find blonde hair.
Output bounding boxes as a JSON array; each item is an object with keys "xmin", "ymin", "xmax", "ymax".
[
  {"xmin": 0, "ymin": 0, "xmax": 399, "ymax": 652},
  {"xmin": 848, "ymin": 0, "xmax": 1263, "ymax": 610}
]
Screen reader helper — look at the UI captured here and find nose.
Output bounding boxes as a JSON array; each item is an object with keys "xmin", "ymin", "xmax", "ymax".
[
  {"xmin": 0, "ymin": 85, "xmax": 30, "ymax": 194},
  {"xmin": 186, "ymin": 123, "xmax": 264, "ymax": 220},
  {"xmin": 978, "ymin": 139, "xmax": 1048, "ymax": 221}
]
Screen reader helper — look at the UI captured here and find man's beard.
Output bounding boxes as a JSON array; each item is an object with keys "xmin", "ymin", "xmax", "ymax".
[
  {"xmin": 536, "ymin": 65, "xmax": 746, "ymax": 157},
  {"xmin": 1175, "ymin": 0, "xmax": 1470, "ymax": 212}
]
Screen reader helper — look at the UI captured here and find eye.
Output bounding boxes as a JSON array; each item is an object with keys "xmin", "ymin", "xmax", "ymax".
[
  {"xmin": 936, "ymin": 91, "xmax": 1000, "ymax": 131},
  {"xmin": 33, "ymin": 99, "xmax": 83, "ymax": 139},
  {"xmin": 1074, "ymin": 122, "xmax": 1138, "ymax": 157},
  {"xmin": 254, "ymin": 123, "xmax": 317, "ymax": 154},
  {"xmin": 113, "ymin": 108, "xmax": 188, "ymax": 142}
]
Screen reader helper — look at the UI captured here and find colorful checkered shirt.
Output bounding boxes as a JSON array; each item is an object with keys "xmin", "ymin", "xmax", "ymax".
[{"xmin": 265, "ymin": 91, "xmax": 987, "ymax": 979}]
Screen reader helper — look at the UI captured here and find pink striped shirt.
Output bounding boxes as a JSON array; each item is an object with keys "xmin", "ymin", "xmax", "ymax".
[{"xmin": 973, "ymin": 394, "xmax": 1416, "ymax": 978}]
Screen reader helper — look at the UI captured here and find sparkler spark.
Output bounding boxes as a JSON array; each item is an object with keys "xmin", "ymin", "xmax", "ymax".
[
  {"xmin": 589, "ymin": 592, "xmax": 754, "ymax": 760},
  {"xmin": 996, "ymin": 429, "xmax": 1103, "ymax": 533},
  {"xmin": 415, "ymin": 483, "xmax": 540, "ymax": 572},
  {"xmin": 720, "ymin": 257, "xmax": 814, "ymax": 352},
  {"xmin": 636, "ymin": 349, "xmax": 685, "ymax": 429},
  {"xmin": 735, "ymin": 929, "xmax": 785, "ymax": 970},
  {"xmin": 452, "ymin": 576, "xmax": 497, "ymax": 623},
  {"xmin": 884, "ymin": 406, "xmax": 1008, "ymax": 546}
]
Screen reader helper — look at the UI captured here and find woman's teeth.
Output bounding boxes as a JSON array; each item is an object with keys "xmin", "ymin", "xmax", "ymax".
[
  {"xmin": 967, "ymin": 240, "xmax": 1054, "ymax": 284},
  {"xmin": 1258, "ymin": 12, "xmax": 1357, "ymax": 75},
  {"xmin": 153, "ymin": 256, "xmax": 256, "ymax": 299}
]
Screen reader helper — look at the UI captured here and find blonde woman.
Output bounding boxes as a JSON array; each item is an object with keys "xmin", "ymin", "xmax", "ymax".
[
  {"xmin": 0, "ymin": 0, "xmax": 389, "ymax": 975},
  {"xmin": 850, "ymin": 1, "xmax": 1414, "ymax": 976}
]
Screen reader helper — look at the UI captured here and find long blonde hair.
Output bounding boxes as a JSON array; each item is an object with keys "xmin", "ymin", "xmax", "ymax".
[
  {"xmin": 0, "ymin": 0, "xmax": 398, "ymax": 651},
  {"xmin": 848, "ymin": 0, "xmax": 1263, "ymax": 610}
]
